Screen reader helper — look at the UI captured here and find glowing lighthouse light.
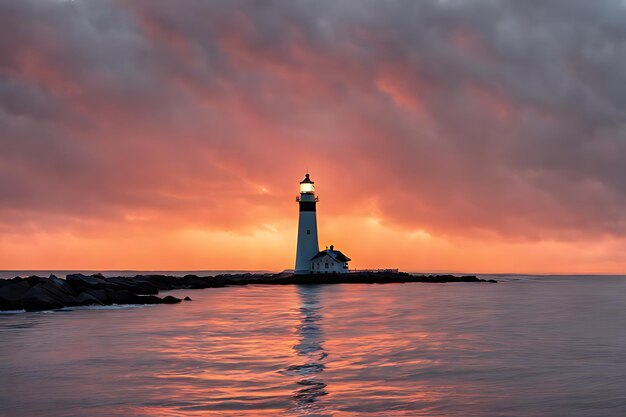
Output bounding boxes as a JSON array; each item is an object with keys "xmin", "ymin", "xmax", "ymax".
[{"xmin": 299, "ymin": 179, "xmax": 315, "ymax": 194}]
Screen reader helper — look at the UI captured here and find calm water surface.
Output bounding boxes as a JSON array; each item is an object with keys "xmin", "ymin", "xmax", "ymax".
[{"xmin": 1, "ymin": 275, "xmax": 626, "ymax": 416}]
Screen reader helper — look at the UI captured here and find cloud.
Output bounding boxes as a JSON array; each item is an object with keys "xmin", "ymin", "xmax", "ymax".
[{"xmin": 1, "ymin": 0, "xmax": 625, "ymax": 266}]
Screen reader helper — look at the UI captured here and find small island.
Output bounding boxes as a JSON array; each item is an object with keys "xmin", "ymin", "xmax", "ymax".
[{"xmin": 0, "ymin": 272, "xmax": 496, "ymax": 312}]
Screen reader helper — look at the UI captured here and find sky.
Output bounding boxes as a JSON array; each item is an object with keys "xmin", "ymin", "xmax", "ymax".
[{"xmin": 1, "ymin": 0, "xmax": 626, "ymax": 274}]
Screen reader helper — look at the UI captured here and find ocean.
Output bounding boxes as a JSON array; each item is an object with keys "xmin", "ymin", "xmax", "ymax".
[{"xmin": 1, "ymin": 273, "xmax": 625, "ymax": 416}]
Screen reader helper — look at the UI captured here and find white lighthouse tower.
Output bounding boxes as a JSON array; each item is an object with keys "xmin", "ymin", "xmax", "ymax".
[{"xmin": 294, "ymin": 173, "xmax": 320, "ymax": 274}]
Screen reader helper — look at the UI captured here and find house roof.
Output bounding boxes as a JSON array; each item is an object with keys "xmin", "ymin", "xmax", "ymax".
[{"xmin": 310, "ymin": 249, "xmax": 351, "ymax": 263}]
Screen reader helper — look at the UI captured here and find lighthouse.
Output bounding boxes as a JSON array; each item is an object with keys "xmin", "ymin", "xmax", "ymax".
[{"xmin": 294, "ymin": 173, "xmax": 320, "ymax": 274}]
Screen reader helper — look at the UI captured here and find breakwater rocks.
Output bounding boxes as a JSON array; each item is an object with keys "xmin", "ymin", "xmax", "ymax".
[{"xmin": 0, "ymin": 272, "xmax": 496, "ymax": 311}]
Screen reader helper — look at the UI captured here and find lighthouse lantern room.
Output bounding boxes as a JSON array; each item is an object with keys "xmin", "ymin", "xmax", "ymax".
[{"xmin": 299, "ymin": 175, "xmax": 315, "ymax": 194}]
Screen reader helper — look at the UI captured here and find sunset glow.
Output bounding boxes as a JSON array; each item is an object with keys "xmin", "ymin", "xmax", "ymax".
[{"xmin": 1, "ymin": 1, "xmax": 625, "ymax": 273}]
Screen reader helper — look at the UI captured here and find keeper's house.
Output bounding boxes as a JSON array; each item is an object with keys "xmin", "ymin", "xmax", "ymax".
[{"xmin": 310, "ymin": 245, "xmax": 351, "ymax": 274}]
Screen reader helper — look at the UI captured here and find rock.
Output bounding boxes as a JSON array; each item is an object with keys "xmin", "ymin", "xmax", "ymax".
[
  {"xmin": 22, "ymin": 286, "xmax": 68, "ymax": 311},
  {"xmin": 0, "ymin": 280, "xmax": 31, "ymax": 301},
  {"xmin": 21, "ymin": 276, "xmax": 80, "ymax": 311},
  {"xmin": 136, "ymin": 295, "xmax": 166, "ymax": 305},
  {"xmin": 180, "ymin": 275, "xmax": 214, "ymax": 289},
  {"xmin": 76, "ymin": 292, "xmax": 104, "ymax": 306},
  {"xmin": 162, "ymin": 295, "xmax": 182, "ymax": 304},
  {"xmin": 0, "ymin": 279, "xmax": 32, "ymax": 310},
  {"xmin": 0, "ymin": 276, "xmax": 68, "ymax": 310},
  {"xmin": 80, "ymin": 288, "xmax": 110, "ymax": 304},
  {"xmin": 136, "ymin": 275, "xmax": 222, "ymax": 290},
  {"xmin": 106, "ymin": 277, "xmax": 159, "ymax": 295},
  {"xmin": 25, "ymin": 275, "xmax": 45, "ymax": 287},
  {"xmin": 46, "ymin": 275, "xmax": 78, "ymax": 295},
  {"xmin": 66, "ymin": 273, "xmax": 108, "ymax": 288},
  {"xmin": 184, "ymin": 296, "xmax": 192, "ymax": 301},
  {"xmin": 104, "ymin": 289, "xmax": 143, "ymax": 305}
]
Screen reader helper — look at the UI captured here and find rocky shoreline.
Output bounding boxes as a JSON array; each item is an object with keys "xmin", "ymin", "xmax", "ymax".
[{"xmin": 0, "ymin": 272, "xmax": 496, "ymax": 312}]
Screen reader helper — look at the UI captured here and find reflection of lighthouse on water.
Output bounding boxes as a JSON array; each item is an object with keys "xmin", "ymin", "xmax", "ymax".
[{"xmin": 282, "ymin": 285, "xmax": 328, "ymax": 413}]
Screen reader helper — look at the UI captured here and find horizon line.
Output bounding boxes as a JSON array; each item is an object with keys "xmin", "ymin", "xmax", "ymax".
[{"xmin": 0, "ymin": 269, "xmax": 624, "ymax": 277}]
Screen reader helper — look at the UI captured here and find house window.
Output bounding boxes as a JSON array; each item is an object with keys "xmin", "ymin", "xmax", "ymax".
[
  {"xmin": 325, "ymin": 262, "xmax": 329, "ymax": 269},
  {"xmin": 306, "ymin": 229, "xmax": 310, "ymax": 235}
]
